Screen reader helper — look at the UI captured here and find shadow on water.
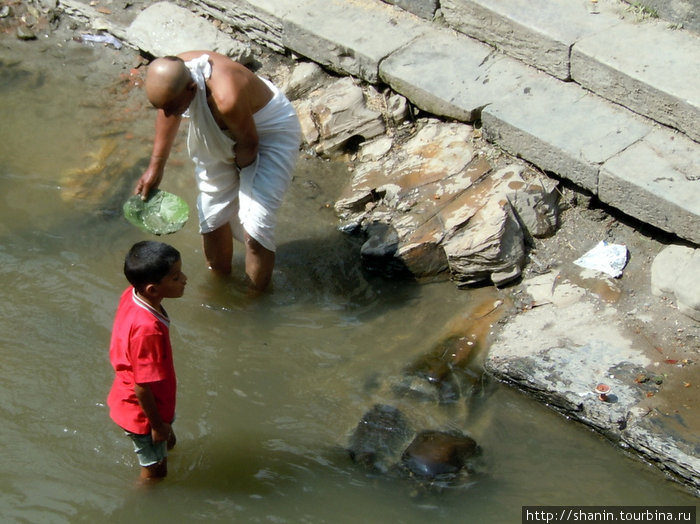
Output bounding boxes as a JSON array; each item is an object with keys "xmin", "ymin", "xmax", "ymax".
[{"xmin": 274, "ymin": 232, "xmax": 420, "ymax": 311}]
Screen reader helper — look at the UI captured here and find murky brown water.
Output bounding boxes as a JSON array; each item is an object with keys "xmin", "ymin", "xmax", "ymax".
[{"xmin": 0, "ymin": 38, "xmax": 696, "ymax": 523}]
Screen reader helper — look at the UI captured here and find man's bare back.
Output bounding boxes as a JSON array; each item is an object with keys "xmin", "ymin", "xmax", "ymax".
[{"xmin": 177, "ymin": 51, "xmax": 273, "ymax": 133}]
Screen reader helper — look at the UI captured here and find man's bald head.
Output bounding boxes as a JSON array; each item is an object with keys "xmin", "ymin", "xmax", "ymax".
[{"xmin": 145, "ymin": 56, "xmax": 193, "ymax": 108}]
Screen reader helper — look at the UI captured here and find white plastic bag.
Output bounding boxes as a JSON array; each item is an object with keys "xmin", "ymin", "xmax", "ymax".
[{"xmin": 574, "ymin": 240, "xmax": 628, "ymax": 278}]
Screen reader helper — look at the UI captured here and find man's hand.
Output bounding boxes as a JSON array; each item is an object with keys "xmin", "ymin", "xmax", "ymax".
[{"xmin": 134, "ymin": 164, "xmax": 164, "ymax": 200}]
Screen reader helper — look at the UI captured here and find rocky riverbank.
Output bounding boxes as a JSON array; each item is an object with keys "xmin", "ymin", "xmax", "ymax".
[{"xmin": 2, "ymin": 0, "xmax": 697, "ymax": 494}]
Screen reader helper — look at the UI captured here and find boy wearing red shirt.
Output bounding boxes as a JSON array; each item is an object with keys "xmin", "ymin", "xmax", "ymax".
[{"xmin": 108, "ymin": 241, "xmax": 187, "ymax": 481}]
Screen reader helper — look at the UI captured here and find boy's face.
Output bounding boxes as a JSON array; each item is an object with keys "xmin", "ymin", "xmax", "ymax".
[{"xmin": 156, "ymin": 259, "xmax": 187, "ymax": 298}]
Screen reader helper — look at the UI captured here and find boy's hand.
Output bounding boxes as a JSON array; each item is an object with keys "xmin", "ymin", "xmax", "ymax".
[{"xmin": 151, "ymin": 422, "xmax": 172, "ymax": 443}]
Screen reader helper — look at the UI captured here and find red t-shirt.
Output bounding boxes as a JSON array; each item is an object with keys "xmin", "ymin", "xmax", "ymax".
[{"xmin": 107, "ymin": 287, "xmax": 176, "ymax": 434}]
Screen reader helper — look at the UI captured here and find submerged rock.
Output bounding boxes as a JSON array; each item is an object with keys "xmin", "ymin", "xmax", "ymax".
[
  {"xmin": 347, "ymin": 404, "xmax": 413, "ymax": 474},
  {"xmin": 348, "ymin": 405, "xmax": 481, "ymax": 483},
  {"xmin": 400, "ymin": 430, "xmax": 478, "ymax": 478}
]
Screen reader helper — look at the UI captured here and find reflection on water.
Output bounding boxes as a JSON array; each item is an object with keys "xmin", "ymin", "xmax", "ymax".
[{"xmin": 0, "ymin": 37, "xmax": 695, "ymax": 523}]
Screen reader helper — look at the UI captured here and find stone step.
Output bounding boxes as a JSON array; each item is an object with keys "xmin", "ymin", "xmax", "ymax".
[{"xmin": 441, "ymin": 0, "xmax": 700, "ymax": 142}]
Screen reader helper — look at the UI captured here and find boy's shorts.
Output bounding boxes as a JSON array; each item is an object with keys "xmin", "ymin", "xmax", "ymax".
[{"xmin": 126, "ymin": 431, "xmax": 167, "ymax": 467}]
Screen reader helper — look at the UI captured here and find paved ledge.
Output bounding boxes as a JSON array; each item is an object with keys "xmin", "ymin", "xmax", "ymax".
[
  {"xmin": 482, "ymin": 76, "xmax": 652, "ymax": 193},
  {"xmin": 440, "ymin": 0, "xmax": 624, "ymax": 81},
  {"xmin": 571, "ymin": 18, "xmax": 700, "ymax": 142},
  {"xmin": 600, "ymin": 129, "xmax": 700, "ymax": 244},
  {"xmin": 378, "ymin": 28, "xmax": 527, "ymax": 122}
]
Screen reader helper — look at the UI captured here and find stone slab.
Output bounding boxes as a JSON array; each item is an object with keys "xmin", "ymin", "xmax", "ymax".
[
  {"xmin": 189, "ymin": 0, "xmax": 287, "ymax": 53},
  {"xmin": 280, "ymin": 0, "xmax": 430, "ymax": 83},
  {"xmin": 572, "ymin": 18, "xmax": 700, "ymax": 142},
  {"xmin": 599, "ymin": 128, "xmax": 700, "ymax": 244},
  {"xmin": 379, "ymin": 27, "xmax": 532, "ymax": 121},
  {"xmin": 126, "ymin": 1, "xmax": 252, "ymax": 59},
  {"xmin": 440, "ymin": 0, "xmax": 622, "ymax": 80},
  {"xmin": 482, "ymin": 77, "xmax": 651, "ymax": 194},
  {"xmin": 482, "ymin": 76, "xmax": 652, "ymax": 193}
]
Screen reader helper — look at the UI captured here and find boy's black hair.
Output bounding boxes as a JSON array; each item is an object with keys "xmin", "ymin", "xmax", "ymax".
[{"xmin": 124, "ymin": 241, "xmax": 181, "ymax": 292}]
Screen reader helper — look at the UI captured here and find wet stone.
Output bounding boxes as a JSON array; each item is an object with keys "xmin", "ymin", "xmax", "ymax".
[
  {"xmin": 347, "ymin": 404, "xmax": 414, "ymax": 474},
  {"xmin": 16, "ymin": 26, "xmax": 36, "ymax": 40},
  {"xmin": 400, "ymin": 429, "xmax": 478, "ymax": 479}
]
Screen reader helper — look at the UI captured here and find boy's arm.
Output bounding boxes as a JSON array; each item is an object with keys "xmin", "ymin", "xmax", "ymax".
[{"xmin": 134, "ymin": 382, "xmax": 172, "ymax": 443}]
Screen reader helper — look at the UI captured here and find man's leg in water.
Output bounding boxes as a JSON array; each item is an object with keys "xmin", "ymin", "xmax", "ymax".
[
  {"xmin": 202, "ymin": 222, "xmax": 274, "ymax": 291},
  {"xmin": 203, "ymin": 223, "xmax": 233, "ymax": 275},
  {"xmin": 244, "ymin": 233, "xmax": 275, "ymax": 292}
]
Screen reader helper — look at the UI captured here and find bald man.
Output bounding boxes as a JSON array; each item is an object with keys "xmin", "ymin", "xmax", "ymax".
[{"xmin": 135, "ymin": 51, "xmax": 301, "ymax": 292}]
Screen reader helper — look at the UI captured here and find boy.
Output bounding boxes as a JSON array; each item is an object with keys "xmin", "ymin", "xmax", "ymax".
[{"xmin": 107, "ymin": 241, "xmax": 187, "ymax": 481}]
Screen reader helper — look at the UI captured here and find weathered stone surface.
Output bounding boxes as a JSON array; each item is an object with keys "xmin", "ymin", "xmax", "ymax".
[
  {"xmin": 599, "ymin": 128, "xmax": 700, "ymax": 245},
  {"xmin": 301, "ymin": 77, "xmax": 386, "ymax": 155},
  {"xmin": 483, "ymin": 76, "xmax": 651, "ymax": 193},
  {"xmin": 16, "ymin": 25, "xmax": 36, "ymax": 40},
  {"xmin": 571, "ymin": 18, "xmax": 700, "ymax": 142},
  {"xmin": 280, "ymin": 0, "xmax": 429, "ymax": 83},
  {"xmin": 440, "ymin": 0, "xmax": 622, "ymax": 80},
  {"xmin": 379, "ymin": 27, "xmax": 531, "ymax": 122},
  {"xmin": 293, "ymin": 98, "xmax": 320, "ymax": 146},
  {"xmin": 336, "ymin": 119, "xmax": 562, "ymax": 285},
  {"xmin": 189, "ymin": 0, "xmax": 286, "ymax": 53},
  {"xmin": 126, "ymin": 2, "xmax": 253, "ymax": 62},
  {"xmin": 651, "ymin": 245, "xmax": 700, "ymax": 321},
  {"xmin": 381, "ymin": 0, "xmax": 438, "ymax": 20},
  {"xmin": 486, "ymin": 272, "xmax": 700, "ymax": 489},
  {"xmin": 443, "ymin": 198, "xmax": 525, "ymax": 286},
  {"xmin": 626, "ymin": 0, "xmax": 700, "ymax": 33},
  {"xmin": 498, "ymin": 166, "xmax": 559, "ymax": 239},
  {"xmin": 280, "ymin": 61, "xmax": 326, "ymax": 100}
]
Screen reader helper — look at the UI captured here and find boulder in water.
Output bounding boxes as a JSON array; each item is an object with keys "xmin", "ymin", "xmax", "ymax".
[
  {"xmin": 347, "ymin": 404, "xmax": 413, "ymax": 473},
  {"xmin": 400, "ymin": 429, "xmax": 478, "ymax": 479}
]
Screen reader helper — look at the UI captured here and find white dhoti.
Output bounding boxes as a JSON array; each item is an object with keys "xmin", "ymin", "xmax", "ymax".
[{"xmin": 184, "ymin": 55, "xmax": 301, "ymax": 252}]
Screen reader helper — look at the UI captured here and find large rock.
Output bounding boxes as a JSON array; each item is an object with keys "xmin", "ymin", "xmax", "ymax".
[
  {"xmin": 335, "ymin": 119, "xmax": 560, "ymax": 286},
  {"xmin": 294, "ymin": 77, "xmax": 386, "ymax": 155},
  {"xmin": 348, "ymin": 405, "xmax": 481, "ymax": 482}
]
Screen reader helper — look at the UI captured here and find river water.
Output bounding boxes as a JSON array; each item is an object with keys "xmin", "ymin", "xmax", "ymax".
[{"xmin": 0, "ymin": 38, "xmax": 695, "ymax": 523}]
